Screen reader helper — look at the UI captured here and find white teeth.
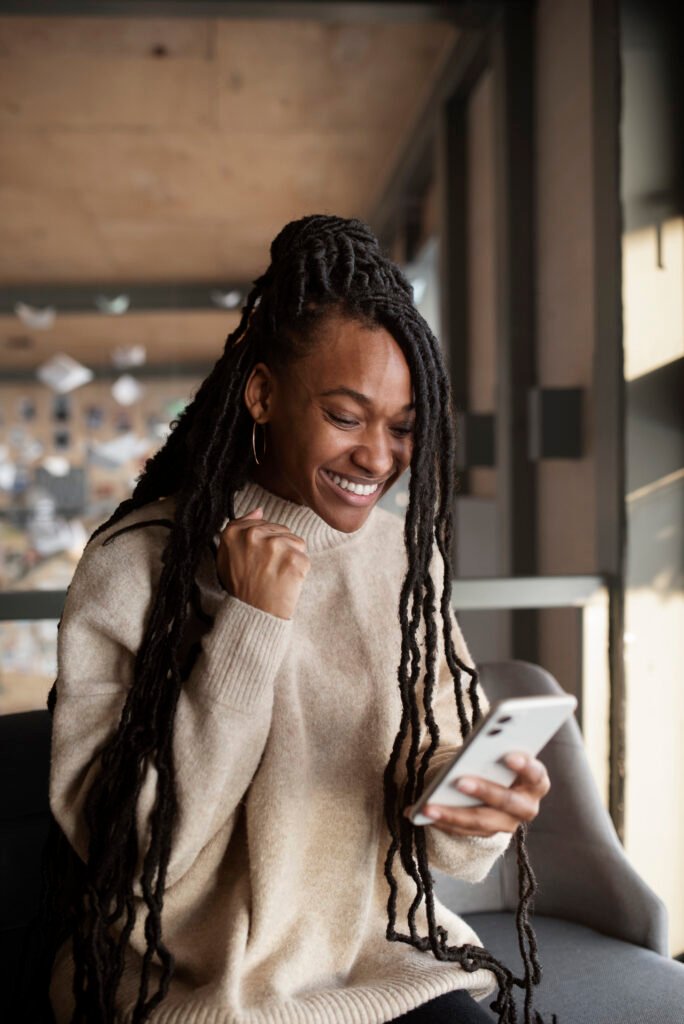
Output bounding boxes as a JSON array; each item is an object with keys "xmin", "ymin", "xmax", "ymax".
[{"xmin": 327, "ymin": 470, "xmax": 379, "ymax": 496}]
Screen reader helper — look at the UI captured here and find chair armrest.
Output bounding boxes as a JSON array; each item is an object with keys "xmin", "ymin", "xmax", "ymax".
[{"xmin": 456, "ymin": 661, "xmax": 670, "ymax": 954}]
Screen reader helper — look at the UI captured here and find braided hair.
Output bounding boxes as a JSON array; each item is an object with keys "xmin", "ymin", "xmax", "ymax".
[{"xmin": 35, "ymin": 214, "xmax": 555, "ymax": 1024}]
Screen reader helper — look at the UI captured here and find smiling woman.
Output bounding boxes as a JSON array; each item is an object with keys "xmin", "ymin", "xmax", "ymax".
[
  {"xmin": 244, "ymin": 315, "xmax": 415, "ymax": 527},
  {"xmin": 35, "ymin": 214, "xmax": 555, "ymax": 1024}
]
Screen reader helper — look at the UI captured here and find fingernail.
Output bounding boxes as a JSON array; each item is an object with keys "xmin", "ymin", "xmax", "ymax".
[
  {"xmin": 457, "ymin": 777, "xmax": 477, "ymax": 793},
  {"xmin": 506, "ymin": 754, "xmax": 526, "ymax": 770},
  {"xmin": 423, "ymin": 806, "xmax": 442, "ymax": 820}
]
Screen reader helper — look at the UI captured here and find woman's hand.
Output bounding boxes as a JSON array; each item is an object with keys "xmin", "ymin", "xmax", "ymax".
[
  {"xmin": 408, "ymin": 752, "xmax": 551, "ymax": 838},
  {"xmin": 216, "ymin": 506, "xmax": 311, "ymax": 620}
]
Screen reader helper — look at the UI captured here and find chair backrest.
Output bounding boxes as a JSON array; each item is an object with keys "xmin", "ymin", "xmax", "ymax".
[
  {"xmin": 433, "ymin": 659, "xmax": 669, "ymax": 955},
  {"xmin": 0, "ymin": 709, "xmax": 53, "ymax": 1002}
]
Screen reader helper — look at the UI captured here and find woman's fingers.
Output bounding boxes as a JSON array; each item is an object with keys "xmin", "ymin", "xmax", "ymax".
[
  {"xmin": 503, "ymin": 752, "xmax": 552, "ymax": 797},
  {"xmin": 423, "ymin": 808, "xmax": 522, "ymax": 837},
  {"xmin": 420, "ymin": 802, "xmax": 528, "ymax": 837},
  {"xmin": 414, "ymin": 754, "xmax": 551, "ymax": 837},
  {"xmin": 216, "ymin": 508, "xmax": 310, "ymax": 618}
]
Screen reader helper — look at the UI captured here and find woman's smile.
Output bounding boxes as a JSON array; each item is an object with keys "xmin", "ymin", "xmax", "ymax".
[{"xmin": 319, "ymin": 466, "xmax": 385, "ymax": 506}]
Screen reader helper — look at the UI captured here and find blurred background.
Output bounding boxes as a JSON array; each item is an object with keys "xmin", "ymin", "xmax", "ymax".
[{"xmin": 0, "ymin": 0, "xmax": 681, "ymax": 954}]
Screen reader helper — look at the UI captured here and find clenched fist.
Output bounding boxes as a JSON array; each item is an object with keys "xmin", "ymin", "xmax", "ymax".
[{"xmin": 216, "ymin": 506, "xmax": 310, "ymax": 620}]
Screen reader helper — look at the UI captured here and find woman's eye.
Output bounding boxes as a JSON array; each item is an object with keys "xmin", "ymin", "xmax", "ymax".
[
  {"xmin": 327, "ymin": 412, "xmax": 358, "ymax": 428},
  {"xmin": 325, "ymin": 411, "xmax": 414, "ymax": 436}
]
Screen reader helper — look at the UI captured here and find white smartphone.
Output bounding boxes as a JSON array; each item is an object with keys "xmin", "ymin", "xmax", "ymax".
[{"xmin": 405, "ymin": 693, "xmax": 577, "ymax": 826}]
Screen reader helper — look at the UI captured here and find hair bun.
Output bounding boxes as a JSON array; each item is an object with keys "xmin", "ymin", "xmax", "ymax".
[{"xmin": 269, "ymin": 214, "xmax": 379, "ymax": 267}]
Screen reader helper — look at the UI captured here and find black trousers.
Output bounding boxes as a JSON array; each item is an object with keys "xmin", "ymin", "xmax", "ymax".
[{"xmin": 388, "ymin": 988, "xmax": 493, "ymax": 1023}]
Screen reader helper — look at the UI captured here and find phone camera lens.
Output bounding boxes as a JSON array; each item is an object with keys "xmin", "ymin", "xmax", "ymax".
[
  {"xmin": 487, "ymin": 727, "xmax": 503, "ymax": 736},
  {"xmin": 496, "ymin": 715, "xmax": 512, "ymax": 724}
]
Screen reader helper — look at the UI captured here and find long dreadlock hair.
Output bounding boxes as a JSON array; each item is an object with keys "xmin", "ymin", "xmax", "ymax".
[{"xmin": 31, "ymin": 214, "xmax": 555, "ymax": 1024}]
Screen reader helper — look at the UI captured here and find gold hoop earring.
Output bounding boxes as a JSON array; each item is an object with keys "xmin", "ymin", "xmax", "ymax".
[{"xmin": 252, "ymin": 421, "xmax": 267, "ymax": 465}]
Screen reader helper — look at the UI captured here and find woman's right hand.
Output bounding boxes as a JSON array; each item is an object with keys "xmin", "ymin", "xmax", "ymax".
[{"xmin": 215, "ymin": 506, "xmax": 311, "ymax": 620}]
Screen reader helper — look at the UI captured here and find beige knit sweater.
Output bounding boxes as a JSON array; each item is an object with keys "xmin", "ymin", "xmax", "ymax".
[{"xmin": 49, "ymin": 479, "xmax": 512, "ymax": 1024}]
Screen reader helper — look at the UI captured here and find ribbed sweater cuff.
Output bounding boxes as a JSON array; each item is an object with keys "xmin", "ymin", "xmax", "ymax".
[{"xmin": 193, "ymin": 595, "xmax": 292, "ymax": 710}]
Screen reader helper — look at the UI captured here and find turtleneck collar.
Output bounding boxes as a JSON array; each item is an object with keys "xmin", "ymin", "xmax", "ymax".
[{"xmin": 227, "ymin": 478, "xmax": 376, "ymax": 555}]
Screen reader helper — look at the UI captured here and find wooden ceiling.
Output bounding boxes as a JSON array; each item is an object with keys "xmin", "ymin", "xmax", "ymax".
[
  {"xmin": 0, "ymin": 309, "xmax": 239, "ymax": 370},
  {"xmin": 0, "ymin": 14, "xmax": 456, "ymax": 368}
]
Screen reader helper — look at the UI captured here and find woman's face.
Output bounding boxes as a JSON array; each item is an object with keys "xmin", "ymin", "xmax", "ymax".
[{"xmin": 243, "ymin": 313, "xmax": 415, "ymax": 532}]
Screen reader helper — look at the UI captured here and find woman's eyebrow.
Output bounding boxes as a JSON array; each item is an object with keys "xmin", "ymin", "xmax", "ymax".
[{"xmin": 318, "ymin": 386, "xmax": 414, "ymax": 412}]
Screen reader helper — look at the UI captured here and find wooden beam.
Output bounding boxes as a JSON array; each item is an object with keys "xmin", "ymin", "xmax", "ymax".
[
  {"xmin": 491, "ymin": 2, "xmax": 537, "ymax": 660},
  {"xmin": 369, "ymin": 28, "xmax": 491, "ymax": 249},
  {"xmin": 0, "ymin": 361, "xmax": 214, "ymax": 382},
  {"xmin": 0, "ymin": 1, "xmax": 499, "ymax": 27},
  {"xmin": 0, "ymin": 282, "xmax": 253, "ymax": 316},
  {"xmin": 591, "ymin": 0, "xmax": 626, "ymax": 840}
]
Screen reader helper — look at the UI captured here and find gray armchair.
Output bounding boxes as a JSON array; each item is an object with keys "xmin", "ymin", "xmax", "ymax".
[{"xmin": 433, "ymin": 659, "xmax": 684, "ymax": 1023}]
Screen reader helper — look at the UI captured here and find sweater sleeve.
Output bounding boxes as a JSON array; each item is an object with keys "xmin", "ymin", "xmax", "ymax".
[
  {"xmin": 49, "ymin": 520, "xmax": 292, "ymax": 892},
  {"xmin": 399, "ymin": 602, "xmax": 512, "ymax": 883}
]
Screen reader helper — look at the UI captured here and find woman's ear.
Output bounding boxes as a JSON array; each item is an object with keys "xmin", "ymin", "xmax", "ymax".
[{"xmin": 243, "ymin": 362, "xmax": 274, "ymax": 423}]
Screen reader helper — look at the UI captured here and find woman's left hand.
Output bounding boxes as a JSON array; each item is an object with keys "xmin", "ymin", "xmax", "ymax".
[{"xmin": 407, "ymin": 752, "xmax": 551, "ymax": 838}]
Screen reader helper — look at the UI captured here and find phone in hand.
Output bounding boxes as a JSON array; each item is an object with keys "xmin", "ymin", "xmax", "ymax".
[{"xmin": 405, "ymin": 693, "xmax": 577, "ymax": 826}]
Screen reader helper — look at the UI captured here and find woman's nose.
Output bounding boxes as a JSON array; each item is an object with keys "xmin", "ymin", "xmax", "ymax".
[{"xmin": 351, "ymin": 430, "xmax": 394, "ymax": 478}]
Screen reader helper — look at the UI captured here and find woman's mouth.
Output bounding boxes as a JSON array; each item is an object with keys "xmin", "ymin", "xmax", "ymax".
[{"xmin": 320, "ymin": 468, "xmax": 383, "ymax": 506}]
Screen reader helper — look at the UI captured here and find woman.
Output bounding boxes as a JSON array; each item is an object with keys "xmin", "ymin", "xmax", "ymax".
[{"xmin": 43, "ymin": 215, "xmax": 553, "ymax": 1024}]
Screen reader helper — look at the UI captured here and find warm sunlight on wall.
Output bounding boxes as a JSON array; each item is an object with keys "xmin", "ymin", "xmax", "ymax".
[
  {"xmin": 623, "ymin": 574, "xmax": 684, "ymax": 955},
  {"xmin": 581, "ymin": 591, "xmax": 611, "ymax": 810},
  {"xmin": 622, "ymin": 217, "xmax": 684, "ymax": 956},
  {"xmin": 623, "ymin": 217, "xmax": 684, "ymax": 382}
]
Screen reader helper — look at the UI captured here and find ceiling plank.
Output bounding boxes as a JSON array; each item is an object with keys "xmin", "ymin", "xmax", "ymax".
[{"xmin": 0, "ymin": 309, "xmax": 240, "ymax": 369}]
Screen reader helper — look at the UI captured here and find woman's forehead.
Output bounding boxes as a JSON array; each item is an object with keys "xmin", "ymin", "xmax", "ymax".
[
  {"xmin": 296, "ymin": 317, "xmax": 412, "ymax": 388},
  {"xmin": 289, "ymin": 357, "xmax": 414, "ymax": 420}
]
